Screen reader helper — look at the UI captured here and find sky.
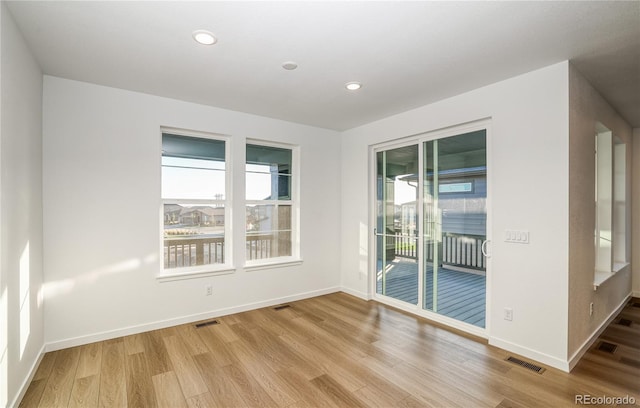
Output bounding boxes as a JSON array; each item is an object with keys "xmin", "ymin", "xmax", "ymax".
[{"xmin": 162, "ymin": 157, "xmax": 273, "ymax": 202}]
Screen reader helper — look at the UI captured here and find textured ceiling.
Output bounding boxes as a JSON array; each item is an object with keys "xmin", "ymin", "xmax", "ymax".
[{"xmin": 6, "ymin": 1, "xmax": 640, "ymax": 130}]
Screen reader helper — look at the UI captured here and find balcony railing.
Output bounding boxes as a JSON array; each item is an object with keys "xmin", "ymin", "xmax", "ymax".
[
  {"xmin": 390, "ymin": 232, "xmax": 486, "ymax": 271},
  {"xmin": 246, "ymin": 233, "xmax": 275, "ymax": 260},
  {"xmin": 164, "ymin": 235, "xmax": 225, "ymax": 269},
  {"xmin": 441, "ymin": 232, "xmax": 486, "ymax": 271},
  {"xmin": 164, "ymin": 232, "xmax": 284, "ymax": 268},
  {"xmin": 393, "ymin": 234, "xmax": 417, "ymax": 258}
]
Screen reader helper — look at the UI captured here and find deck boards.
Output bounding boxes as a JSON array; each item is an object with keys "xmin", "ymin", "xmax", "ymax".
[{"xmin": 377, "ymin": 259, "xmax": 486, "ymax": 327}]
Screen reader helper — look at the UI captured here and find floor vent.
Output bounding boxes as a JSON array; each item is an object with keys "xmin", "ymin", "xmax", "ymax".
[
  {"xmin": 617, "ymin": 318, "xmax": 633, "ymax": 327},
  {"xmin": 195, "ymin": 319, "xmax": 219, "ymax": 328},
  {"xmin": 274, "ymin": 304, "xmax": 291, "ymax": 311},
  {"xmin": 597, "ymin": 341, "xmax": 617, "ymax": 354},
  {"xmin": 505, "ymin": 356, "xmax": 545, "ymax": 374}
]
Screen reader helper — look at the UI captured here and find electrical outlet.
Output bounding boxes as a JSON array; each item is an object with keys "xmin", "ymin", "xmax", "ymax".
[
  {"xmin": 205, "ymin": 284, "xmax": 213, "ymax": 296},
  {"xmin": 589, "ymin": 302, "xmax": 594, "ymax": 316},
  {"xmin": 504, "ymin": 307, "xmax": 513, "ymax": 321}
]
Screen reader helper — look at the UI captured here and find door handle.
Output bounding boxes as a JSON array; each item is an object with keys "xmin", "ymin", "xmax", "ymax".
[{"xmin": 481, "ymin": 239, "xmax": 491, "ymax": 257}]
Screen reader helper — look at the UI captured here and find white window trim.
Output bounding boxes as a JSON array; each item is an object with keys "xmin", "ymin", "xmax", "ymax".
[
  {"xmin": 244, "ymin": 139, "xmax": 301, "ymax": 268},
  {"xmin": 593, "ymin": 123, "xmax": 628, "ymax": 289},
  {"xmin": 157, "ymin": 266, "xmax": 236, "ymax": 283},
  {"xmin": 244, "ymin": 257, "xmax": 303, "ymax": 272},
  {"xmin": 158, "ymin": 127, "xmax": 234, "ymax": 281}
]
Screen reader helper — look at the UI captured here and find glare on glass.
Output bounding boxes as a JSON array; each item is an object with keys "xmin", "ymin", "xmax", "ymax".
[
  {"xmin": 245, "ymin": 204, "xmax": 292, "ymax": 260},
  {"xmin": 162, "ymin": 156, "xmax": 225, "ymax": 200},
  {"xmin": 246, "ymin": 163, "xmax": 291, "ymax": 200},
  {"xmin": 246, "ymin": 204, "xmax": 291, "ymax": 233}
]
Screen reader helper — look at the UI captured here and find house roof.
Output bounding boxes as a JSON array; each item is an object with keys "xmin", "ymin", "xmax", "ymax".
[
  {"xmin": 180, "ymin": 206, "xmax": 224, "ymax": 217},
  {"xmin": 164, "ymin": 204, "xmax": 224, "ymax": 217}
]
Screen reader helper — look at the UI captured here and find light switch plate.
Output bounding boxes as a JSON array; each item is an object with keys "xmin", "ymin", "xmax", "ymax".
[{"xmin": 505, "ymin": 230, "xmax": 529, "ymax": 244}]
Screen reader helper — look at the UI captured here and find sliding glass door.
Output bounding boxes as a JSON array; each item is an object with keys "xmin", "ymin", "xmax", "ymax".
[
  {"xmin": 375, "ymin": 144, "xmax": 419, "ymax": 305},
  {"xmin": 374, "ymin": 127, "xmax": 488, "ymax": 329},
  {"xmin": 423, "ymin": 130, "xmax": 487, "ymax": 328}
]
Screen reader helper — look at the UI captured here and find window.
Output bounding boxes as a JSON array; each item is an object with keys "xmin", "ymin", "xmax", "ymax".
[
  {"xmin": 245, "ymin": 142, "xmax": 298, "ymax": 264},
  {"xmin": 161, "ymin": 131, "xmax": 231, "ymax": 276},
  {"xmin": 613, "ymin": 139, "xmax": 627, "ymax": 269},
  {"xmin": 439, "ymin": 181, "xmax": 474, "ymax": 194},
  {"xmin": 594, "ymin": 123, "xmax": 627, "ymax": 287}
]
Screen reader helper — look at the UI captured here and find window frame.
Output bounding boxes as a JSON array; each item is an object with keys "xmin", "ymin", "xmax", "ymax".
[
  {"xmin": 244, "ymin": 139, "xmax": 301, "ymax": 269},
  {"xmin": 158, "ymin": 127, "xmax": 234, "ymax": 282},
  {"xmin": 593, "ymin": 124, "xmax": 628, "ymax": 289}
]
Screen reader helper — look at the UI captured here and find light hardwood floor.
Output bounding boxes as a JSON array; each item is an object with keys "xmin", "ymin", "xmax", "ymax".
[{"xmin": 19, "ymin": 293, "xmax": 640, "ymax": 407}]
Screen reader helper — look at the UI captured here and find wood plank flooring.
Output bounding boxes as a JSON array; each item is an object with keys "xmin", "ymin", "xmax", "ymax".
[{"xmin": 20, "ymin": 293, "xmax": 640, "ymax": 407}]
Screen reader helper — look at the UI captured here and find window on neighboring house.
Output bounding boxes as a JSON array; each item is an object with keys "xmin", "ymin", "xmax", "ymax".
[
  {"xmin": 161, "ymin": 131, "xmax": 231, "ymax": 276},
  {"xmin": 245, "ymin": 142, "xmax": 298, "ymax": 264}
]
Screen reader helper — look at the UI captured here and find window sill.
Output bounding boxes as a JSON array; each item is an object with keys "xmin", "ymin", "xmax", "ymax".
[
  {"xmin": 594, "ymin": 270, "xmax": 614, "ymax": 289},
  {"xmin": 594, "ymin": 262, "xmax": 630, "ymax": 290},
  {"xmin": 244, "ymin": 257, "xmax": 303, "ymax": 272},
  {"xmin": 157, "ymin": 265, "xmax": 236, "ymax": 282},
  {"xmin": 613, "ymin": 262, "xmax": 630, "ymax": 273}
]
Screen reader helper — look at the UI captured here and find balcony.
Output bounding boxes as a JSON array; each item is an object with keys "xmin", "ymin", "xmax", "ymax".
[{"xmin": 377, "ymin": 232, "xmax": 486, "ymax": 328}]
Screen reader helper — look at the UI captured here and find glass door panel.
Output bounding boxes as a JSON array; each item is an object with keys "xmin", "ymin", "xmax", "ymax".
[
  {"xmin": 423, "ymin": 130, "xmax": 487, "ymax": 328},
  {"xmin": 375, "ymin": 145, "xmax": 419, "ymax": 305}
]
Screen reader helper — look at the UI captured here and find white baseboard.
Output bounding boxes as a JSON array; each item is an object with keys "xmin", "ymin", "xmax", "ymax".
[
  {"xmin": 489, "ymin": 336, "xmax": 569, "ymax": 372},
  {"xmin": 632, "ymin": 290, "xmax": 640, "ymax": 298},
  {"xmin": 11, "ymin": 344, "xmax": 46, "ymax": 408},
  {"xmin": 567, "ymin": 292, "xmax": 631, "ymax": 371},
  {"xmin": 340, "ymin": 286, "xmax": 371, "ymax": 300},
  {"xmin": 46, "ymin": 286, "xmax": 341, "ymax": 352}
]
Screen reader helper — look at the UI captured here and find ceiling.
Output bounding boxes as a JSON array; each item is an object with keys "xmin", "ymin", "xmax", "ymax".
[{"xmin": 6, "ymin": 1, "xmax": 640, "ymax": 131}]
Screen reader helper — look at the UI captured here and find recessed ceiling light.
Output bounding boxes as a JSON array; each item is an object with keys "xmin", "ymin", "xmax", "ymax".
[
  {"xmin": 192, "ymin": 30, "xmax": 217, "ymax": 45},
  {"xmin": 282, "ymin": 61, "xmax": 298, "ymax": 71},
  {"xmin": 345, "ymin": 82, "xmax": 362, "ymax": 91}
]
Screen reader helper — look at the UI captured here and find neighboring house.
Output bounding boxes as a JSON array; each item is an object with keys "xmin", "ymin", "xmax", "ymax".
[
  {"xmin": 178, "ymin": 206, "xmax": 224, "ymax": 227},
  {"xmin": 163, "ymin": 204, "xmax": 183, "ymax": 224},
  {"xmin": 164, "ymin": 204, "xmax": 225, "ymax": 227}
]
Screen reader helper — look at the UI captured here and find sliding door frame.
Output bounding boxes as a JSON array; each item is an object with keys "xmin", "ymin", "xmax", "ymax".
[
  {"xmin": 369, "ymin": 119, "xmax": 492, "ymax": 338},
  {"xmin": 370, "ymin": 137, "xmax": 422, "ymax": 308}
]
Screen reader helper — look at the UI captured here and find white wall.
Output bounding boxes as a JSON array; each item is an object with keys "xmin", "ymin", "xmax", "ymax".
[
  {"xmin": 1, "ymin": 3, "xmax": 44, "ymax": 406},
  {"xmin": 633, "ymin": 128, "xmax": 640, "ymax": 298},
  {"xmin": 567, "ymin": 65, "xmax": 633, "ymax": 361},
  {"xmin": 42, "ymin": 76, "xmax": 342, "ymax": 348},
  {"xmin": 340, "ymin": 62, "xmax": 570, "ymax": 369}
]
